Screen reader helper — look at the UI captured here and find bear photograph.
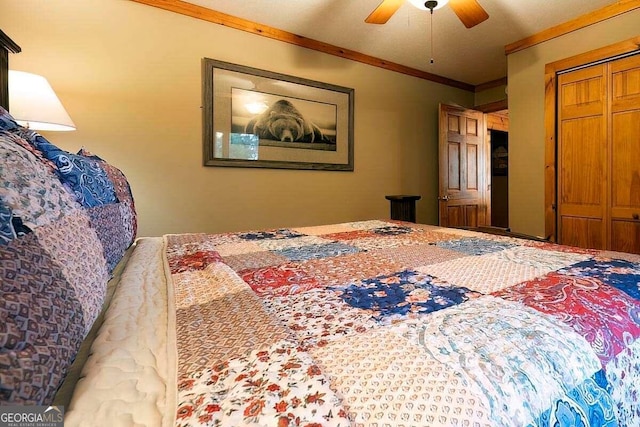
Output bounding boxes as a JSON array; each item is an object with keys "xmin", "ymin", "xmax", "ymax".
[
  {"xmin": 204, "ymin": 58, "xmax": 354, "ymax": 170},
  {"xmin": 231, "ymin": 88, "xmax": 337, "ymax": 151}
]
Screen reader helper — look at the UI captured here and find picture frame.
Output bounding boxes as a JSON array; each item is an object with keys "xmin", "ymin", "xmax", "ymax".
[{"xmin": 202, "ymin": 58, "xmax": 354, "ymax": 171}]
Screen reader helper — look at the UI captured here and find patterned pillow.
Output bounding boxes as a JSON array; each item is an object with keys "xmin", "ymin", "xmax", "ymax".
[
  {"xmin": 0, "ymin": 232, "xmax": 87, "ymax": 403},
  {"xmin": 11, "ymin": 128, "xmax": 58, "ymax": 175},
  {"xmin": 77, "ymin": 149, "xmax": 135, "ymax": 205},
  {"xmin": 0, "ymin": 133, "xmax": 80, "ymax": 232},
  {"xmin": 86, "ymin": 204, "xmax": 128, "ymax": 273},
  {"xmin": 0, "ymin": 107, "xmax": 20, "ymax": 132},
  {"xmin": 27, "ymin": 137, "xmax": 118, "ymax": 208},
  {"xmin": 78, "ymin": 148, "xmax": 137, "ymax": 245}
]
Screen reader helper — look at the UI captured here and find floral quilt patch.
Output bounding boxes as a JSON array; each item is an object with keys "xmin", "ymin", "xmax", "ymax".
[
  {"xmin": 261, "ymin": 289, "xmax": 376, "ymax": 348},
  {"xmin": 169, "ymin": 250, "xmax": 223, "ymax": 274},
  {"xmin": 176, "ymin": 340, "xmax": 350, "ymax": 427},
  {"xmin": 333, "ymin": 269, "xmax": 479, "ymax": 323},
  {"xmin": 241, "ymin": 264, "xmax": 321, "ymax": 297}
]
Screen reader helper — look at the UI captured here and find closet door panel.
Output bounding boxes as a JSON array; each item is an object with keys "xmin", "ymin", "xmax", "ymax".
[
  {"xmin": 610, "ymin": 111, "xmax": 640, "ymax": 219},
  {"xmin": 557, "ymin": 64, "xmax": 607, "ymax": 249},
  {"xmin": 610, "ymin": 55, "xmax": 640, "ymax": 253},
  {"xmin": 560, "ymin": 117, "xmax": 605, "ymax": 207},
  {"xmin": 560, "ymin": 217, "xmax": 604, "ymax": 250},
  {"xmin": 611, "ymin": 221, "xmax": 640, "ymax": 254},
  {"xmin": 611, "ymin": 55, "xmax": 640, "ymax": 111}
]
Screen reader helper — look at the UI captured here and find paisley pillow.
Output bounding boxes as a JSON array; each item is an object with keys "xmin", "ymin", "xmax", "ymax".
[
  {"xmin": 31, "ymin": 138, "xmax": 118, "ymax": 208},
  {"xmin": 77, "ymin": 148, "xmax": 137, "ymax": 244},
  {"xmin": 77, "ymin": 148, "xmax": 135, "ymax": 206}
]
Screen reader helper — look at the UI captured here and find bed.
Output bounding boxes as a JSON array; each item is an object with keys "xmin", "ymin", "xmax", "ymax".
[{"xmin": 1, "ymin": 106, "xmax": 640, "ymax": 427}]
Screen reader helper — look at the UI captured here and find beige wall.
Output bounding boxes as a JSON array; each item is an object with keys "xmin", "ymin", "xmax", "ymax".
[
  {"xmin": 1, "ymin": 0, "xmax": 473, "ymax": 237},
  {"xmin": 507, "ymin": 10, "xmax": 640, "ymax": 238},
  {"xmin": 474, "ymin": 85, "xmax": 507, "ymax": 107}
]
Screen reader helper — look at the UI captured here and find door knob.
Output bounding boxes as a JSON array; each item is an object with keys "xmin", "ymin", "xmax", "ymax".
[{"xmin": 438, "ymin": 195, "xmax": 450, "ymax": 201}]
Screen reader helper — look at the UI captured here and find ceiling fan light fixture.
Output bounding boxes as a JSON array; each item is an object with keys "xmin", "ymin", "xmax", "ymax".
[{"xmin": 407, "ymin": 0, "xmax": 449, "ymax": 11}]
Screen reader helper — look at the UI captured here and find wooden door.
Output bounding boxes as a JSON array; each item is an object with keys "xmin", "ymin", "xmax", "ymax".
[
  {"xmin": 609, "ymin": 54, "xmax": 640, "ymax": 253},
  {"xmin": 438, "ymin": 104, "xmax": 486, "ymax": 228},
  {"xmin": 557, "ymin": 64, "xmax": 608, "ymax": 249}
]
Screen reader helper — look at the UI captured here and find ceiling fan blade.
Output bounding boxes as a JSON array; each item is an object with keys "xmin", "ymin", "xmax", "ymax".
[
  {"xmin": 449, "ymin": 0, "xmax": 489, "ymax": 28},
  {"xmin": 365, "ymin": 0, "xmax": 405, "ymax": 24}
]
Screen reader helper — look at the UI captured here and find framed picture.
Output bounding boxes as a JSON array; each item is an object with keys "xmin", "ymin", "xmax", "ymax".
[{"xmin": 202, "ymin": 58, "xmax": 354, "ymax": 171}]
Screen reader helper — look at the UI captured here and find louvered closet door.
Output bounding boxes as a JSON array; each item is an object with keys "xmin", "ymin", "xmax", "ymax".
[
  {"xmin": 610, "ymin": 54, "xmax": 640, "ymax": 253},
  {"xmin": 558, "ymin": 64, "xmax": 608, "ymax": 249}
]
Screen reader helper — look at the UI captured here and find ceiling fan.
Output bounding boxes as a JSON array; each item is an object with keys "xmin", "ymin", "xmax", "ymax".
[{"xmin": 365, "ymin": 0, "xmax": 489, "ymax": 28}]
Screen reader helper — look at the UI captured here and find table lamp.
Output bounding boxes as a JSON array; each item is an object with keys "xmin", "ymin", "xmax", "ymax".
[{"xmin": 8, "ymin": 70, "xmax": 75, "ymax": 131}]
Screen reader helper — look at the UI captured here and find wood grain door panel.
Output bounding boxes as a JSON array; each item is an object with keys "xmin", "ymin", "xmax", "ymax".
[
  {"xmin": 609, "ymin": 54, "xmax": 640, "ymax": 253},
  {"xmin": 465, "ymin": 204, "xmax": 478, "ymax": 227},
  {"xmin": 560, "ymin": 66, "xmax": 605, "ymax": 120},
  {"xmin": 439, "ymin": 104, "xmax": 486, "ymax": 228},
  {"xmin": 448, "ymin": 142, "xmax": 461, "ymax": 190},
  {"xmin": 557, "ymin": 64, "xmax": 607, "ymax": 249},
  {"xmin": 611, "ymin": 220, "xmax": 640, "ymax": 253},
  {"xmin": 559, "ymin": 117, "xmax": 605, "ymax": 206},
  {"xmin": 611, "ymin": 55, "xmax": 640, "ymax": 112},
  {"xmin": 466, "ymin": 144, "xmax": 478, "ymax": 190},
  {"xmin": 445, "ymin": 205, "xmax": 479, "ymax": 228},
  {"xmin": 560, "ymin": 216, "xmax": 604, "ymax": 249},
  {"xmin": 610, "ymin": 110, "xmax": 640, "ymax": 220}
]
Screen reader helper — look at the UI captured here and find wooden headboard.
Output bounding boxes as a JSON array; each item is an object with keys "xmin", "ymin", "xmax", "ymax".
[{"xmin": 0, "ymin": 29, "xmax": 22, "ymax": 111}]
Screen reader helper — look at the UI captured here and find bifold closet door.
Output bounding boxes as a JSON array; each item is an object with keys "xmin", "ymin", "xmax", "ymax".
[
  {"xmin": 557, "ymin": 64, "xmax": 607, "ymax": 250},
  {"xmin": 610, "ymin": 54, "xmax": 640, "ymax": 253}
]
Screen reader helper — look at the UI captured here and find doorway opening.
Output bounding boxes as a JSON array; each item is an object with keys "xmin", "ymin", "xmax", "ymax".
[{"xmin": 489, "ymin": 129, "xmax": 509, "ymax": 228}]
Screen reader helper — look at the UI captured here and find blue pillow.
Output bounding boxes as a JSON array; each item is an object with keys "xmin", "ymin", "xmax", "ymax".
[
  {"xmin": 35, "ymin": 139, "xmax": 118, "ymax": 207},
  {"xmin": 0, "ymin": 107, "xmax": 20, "ymax": 131}
]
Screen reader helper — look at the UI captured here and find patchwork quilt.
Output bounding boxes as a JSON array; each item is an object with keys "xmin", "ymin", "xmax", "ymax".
[{"xmin": 163, "ymin": 221, "xmax": 640, "ymax": 427}]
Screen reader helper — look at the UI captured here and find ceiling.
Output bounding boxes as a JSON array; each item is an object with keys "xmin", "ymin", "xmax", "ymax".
[{"xmin": 180, "ymin": 0, "xmax": 619, "ymax": 87}]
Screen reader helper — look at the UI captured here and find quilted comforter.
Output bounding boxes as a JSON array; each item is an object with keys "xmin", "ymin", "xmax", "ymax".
[{"xmin": 66, "ymin": 220, "xmax": 640, "ymax": 427}]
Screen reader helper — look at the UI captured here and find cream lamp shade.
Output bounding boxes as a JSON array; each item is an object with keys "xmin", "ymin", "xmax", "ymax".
[{"xmin": 8, "ymin": 70, "xmax": 76, "ymax": 131}]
